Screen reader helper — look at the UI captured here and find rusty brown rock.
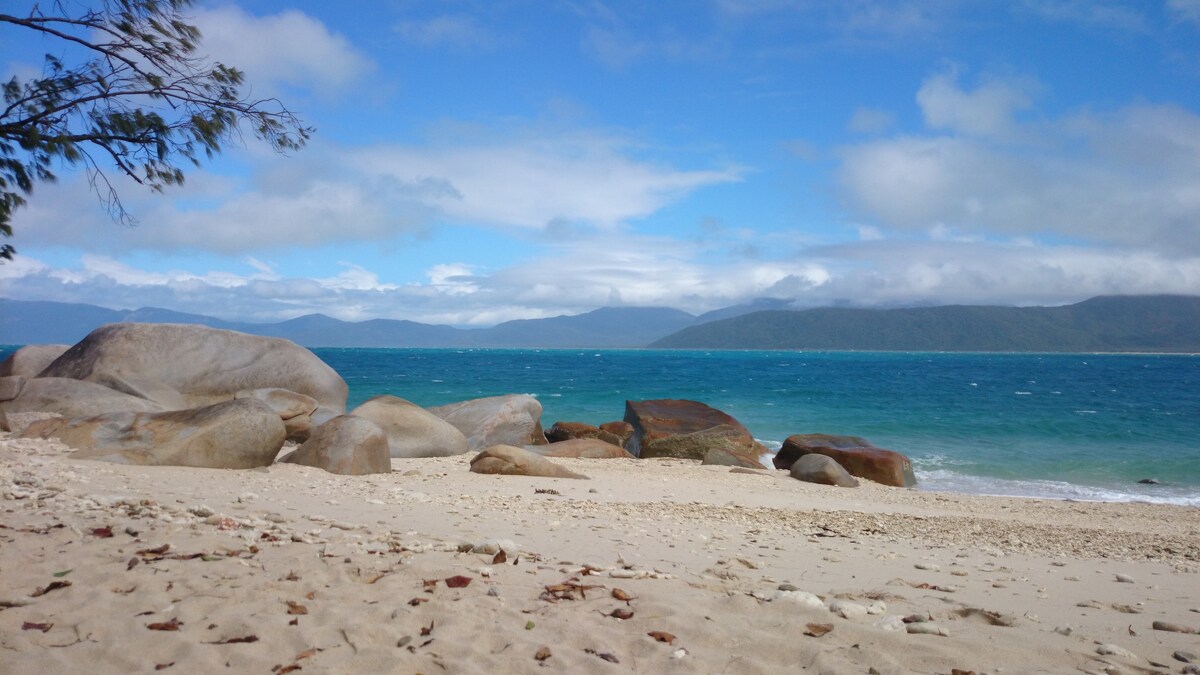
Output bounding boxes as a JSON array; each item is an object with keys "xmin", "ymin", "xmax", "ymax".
[
  {"xmin": 545, "ymin": 421, "xmax": 623, "ymax": 447},
  {"xmin": 624, "ymin": 399, "xmax": 765, "ymax": 468},
  {"xmin": 772, "ymin": 434, "xmax": 872, "ymax": 470},
  {"xmin": 599, "ymin": 421, "xmax": 634, "ymax": 447},
  {"xmin": 778, "ymin": 435, "xmax": 916, "ymax": 487}
]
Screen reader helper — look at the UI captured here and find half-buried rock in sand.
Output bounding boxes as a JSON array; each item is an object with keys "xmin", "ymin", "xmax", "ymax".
[{"xmin": 470, "ymin": 444, "xmax": 588, "ymax": 479}]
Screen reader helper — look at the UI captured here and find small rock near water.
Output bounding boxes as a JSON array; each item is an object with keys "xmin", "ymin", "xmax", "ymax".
[{"xmin": 790, "ymin": 454, "xmax": 859, "ymax": 488}]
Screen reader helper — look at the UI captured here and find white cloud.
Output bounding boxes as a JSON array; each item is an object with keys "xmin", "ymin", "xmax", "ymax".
[
  {"xmin": 783, "ymin": 240, "xmax": 1200, "ymax": 308},
  {"xmin": 352, "ymin": 132, "xmax": 742, "ymax": 232},
  {"xmin": 318, "ymin": 264, "xmax": 398, "ymax": 292},
  {"xmin": 916, "ymin": 71, "xmax": 1035, "ymax": 138},
  {"xmin": 192, "ymin": 6, "xmax": 373, "ymax": 94},
  {"xmin": 8, "ymin": 236, "xmax": 1200, "ymax": 326},
  {"xmin": 9, "ymin": 128, "xmax": 740, "ymax": 253},
  {"xmin": 839, "ymin": 74, "xmax": 1200, "ymax": 254}
]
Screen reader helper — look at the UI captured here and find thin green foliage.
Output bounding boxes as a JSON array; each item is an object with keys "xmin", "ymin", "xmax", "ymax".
[{"xmin": 0, "ymin": 0, "xmax": 313, "ymax": 259}]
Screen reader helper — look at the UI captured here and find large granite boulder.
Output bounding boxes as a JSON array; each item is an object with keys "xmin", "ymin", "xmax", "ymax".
[
  {"xmin": 790, "ymin": 454, "xmax": 859, "ymax": 487},
  {"xmin": 535, "ymin": 438, "xmax": 635, "ymax": 459},
  {"xmin": 0, "ymin": 344, "xmax": 71, "ymax": 377},
  {"xmin": 235, "ymin": 388, "xmax": 318, "ymax": 441},
  {"xmin": 777, "ymin": 434, "xmax": 916, "ymax": 488},
  {"xmin": 545, "ymin": 421, "xmax": 623, "ymax": 447},
  {"xmin": 281, "ymin": 415, "xmax": 390, "ymax": 475},
  {"xmin": 38, "ymin": 323, "xmax": 348, "ymax": 419},
  {"xmin": 469, "ymin": 444, "xmax": 587, "ymax": 479},
  {"xmin": 772, "ymin": 434, "xmax": 872, "ymax": 470},
  {"xmin": 350, "ymin": 395, "xmax": 470, "ymax": 458},
  {"xmin": 1, "ymin": 376, "xmax": 167, "ymax": 418},
  {"xmin": 623, "ymin": 399, "xmax": 766, "ymax": 468},
  {"xmin": 20, "ymin": 398, "xmax": 285, "ymax": 468},
  {"xmin": 428, "ymin": 394, "xmax": 548, "ymax": 452}
]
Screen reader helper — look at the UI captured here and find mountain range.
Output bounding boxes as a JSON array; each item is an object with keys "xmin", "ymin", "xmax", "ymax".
[
  {"xmin": 2, "ymin": 295, "xmax": 1199, "ymax": 352},
  {"xmin": 651, "ymin": 295, "xmax": 1200, "ymax": 352}
]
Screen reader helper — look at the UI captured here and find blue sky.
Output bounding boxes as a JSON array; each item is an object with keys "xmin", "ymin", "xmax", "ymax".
[{"xmin": 3, "ymin": 0, "xmax": 1200, "ymax": 325}]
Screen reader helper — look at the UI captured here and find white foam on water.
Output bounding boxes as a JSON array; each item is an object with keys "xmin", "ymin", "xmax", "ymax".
[
  {"xmin": 756, "ymin": 438, "xmax": 783, "ymax": 452},
  {"xmin": 916, "ymin": 468, "xmax": 1200, "ymax": 506}
]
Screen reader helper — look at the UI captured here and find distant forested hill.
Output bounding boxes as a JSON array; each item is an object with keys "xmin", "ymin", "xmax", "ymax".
[
  {"xmin": 0, "ymin": 299, "xmax": 695, "ymax": 348},
  {"xmin": 650, "ymin": 296, "xmax": 1200, "ymax": 352}
]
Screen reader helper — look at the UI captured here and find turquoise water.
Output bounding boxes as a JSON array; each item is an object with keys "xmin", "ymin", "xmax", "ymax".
[
  {"xmin": 315, "ymin": 348, "xmax": 1200, "ymax": 505},
  {"xmin": 4, "ymin": 345, "xmax": 1198, "ymax": 505}
]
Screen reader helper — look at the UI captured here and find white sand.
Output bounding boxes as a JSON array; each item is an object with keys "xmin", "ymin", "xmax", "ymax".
[{"xmin": 2, "ymin": 413, "xmax": 1199, "ymax": 674}]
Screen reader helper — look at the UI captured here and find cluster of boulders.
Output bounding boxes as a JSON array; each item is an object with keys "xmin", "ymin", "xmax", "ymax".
[{"xmin": 1, "ymin": 323, "xmax": 915, "ymax": 487}]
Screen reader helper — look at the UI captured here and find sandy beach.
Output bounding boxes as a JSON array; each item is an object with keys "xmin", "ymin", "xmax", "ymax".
[{"xmin": 2, "ymin": 412, "xmax": 1199, "ymax": 674}]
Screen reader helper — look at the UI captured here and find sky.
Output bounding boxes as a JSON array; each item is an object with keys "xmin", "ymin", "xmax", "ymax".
[{"xmin": 2, "ymin": 0, "xmax": 1200, "ymax": 325}]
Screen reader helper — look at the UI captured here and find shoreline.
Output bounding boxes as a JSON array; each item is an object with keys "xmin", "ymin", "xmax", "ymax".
[{"xmin": 3, "ymin": 413, "xmax": 1199, "ymax": 673}]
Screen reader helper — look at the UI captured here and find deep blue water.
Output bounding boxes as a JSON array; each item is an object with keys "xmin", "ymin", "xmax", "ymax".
[{"xmin": 4, "ymin": 345, "xmax": 1198, "ymax": 504}]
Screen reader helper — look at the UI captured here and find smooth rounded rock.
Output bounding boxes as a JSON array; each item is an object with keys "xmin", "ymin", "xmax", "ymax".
[
  {"xmin": 236, "ymin": 388, "xmax": 319, "ymax": 441},
  {"xmin": 772, "ymin": 590, "xmax": 824, "ymax": 609},
  {"xmin": 21, "ymin": 398, "xmax": 286, "ymax": 469},
  {"xmin": 0, "ymin": 344, "xmax": 71, "ymax": 377},
  {"xmin": 827, "ymin": 599, "xmax": 868, "ymax": 620},
  {"xmin": 2, "ymin": 376, "xmax": 167, "ymax": 418},
  {"xmin": 351, "ymin": 395, "xmax": 470, "ymax": 458},
  {"xmin": 281, "ymin": 415, "xmax": 390, "ymax": 475},
  {"xmin": 38, "ymin": 323, "xmax": 348, "ymax": 415},
  {"xmin": 790, "ymin": 453, "xmax": 859, "ymax": 488},
  {"xmin": 429, "ymin": 394, "xmax": 548, "ymax": 451}
]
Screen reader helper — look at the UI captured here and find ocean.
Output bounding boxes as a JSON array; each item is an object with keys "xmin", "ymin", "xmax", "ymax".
[
  {"xmin": 317, "ymin": 348, "xmax": 1200, "ymax": 506},
  {"xmin": 4, "ymin": 345, "xmax": 1198, "ymax": 505}
]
